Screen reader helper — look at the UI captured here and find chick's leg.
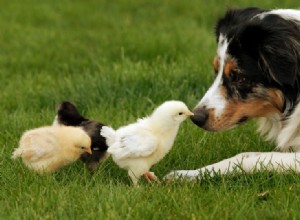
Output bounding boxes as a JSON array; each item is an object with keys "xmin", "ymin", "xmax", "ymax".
[
  {"xmin": 144, "ymin": 171, "xmax": 159, "ymax": 182},
  {"xmin": 128, "ymin": 170, "xmax": 141, "ymax": 186}
]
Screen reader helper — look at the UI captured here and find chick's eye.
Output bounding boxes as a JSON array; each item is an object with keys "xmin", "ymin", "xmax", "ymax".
[
  {"xmin": 178, "ymin": 112, "xmax": 183, "ymax": 115},
  {"xmin": 81, "ymin": 146, "xmax": 85, "ymax": 150}
]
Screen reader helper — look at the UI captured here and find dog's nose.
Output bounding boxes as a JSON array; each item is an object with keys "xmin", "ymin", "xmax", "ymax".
[{"xmin": 190, "ymin": 107, "xmax": 208, "ymax": 128}]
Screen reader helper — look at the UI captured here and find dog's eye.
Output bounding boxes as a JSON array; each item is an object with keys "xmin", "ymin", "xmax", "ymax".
[
  {"xmin": 229, "ymin": 71, "xmax": 238, "ymax": 81},
  {"xmin": 236, "ymin": 74, "xmax": 247, "ymax": 84},
  {"xmin": 230, "ymin": 71, "xmax": 246, "ymax": 83},
  {"xmin": 239, "ymin": 77, "xmax": 246, "ymax": 83}
]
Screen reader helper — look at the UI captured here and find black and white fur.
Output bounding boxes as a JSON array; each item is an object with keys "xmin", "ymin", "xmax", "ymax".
[
  {"xmin": 164, "ymin": 8, "xmax": 300, "ymax": 181},
  {"xmin": 53, "ymin": 101, "xmax": 109, "ymax": 171}
]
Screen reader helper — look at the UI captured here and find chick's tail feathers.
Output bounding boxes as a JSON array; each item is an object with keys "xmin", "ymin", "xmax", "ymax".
[
  {"xmin": 11, "ymin": 148, "xmax": 22, "ymax": 159},
  {"xmin": 100, "ymin": 126, "xmax": 116, "ymax": 147}
]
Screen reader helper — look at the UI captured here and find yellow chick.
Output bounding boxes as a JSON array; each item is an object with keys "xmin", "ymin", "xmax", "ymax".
[
  {"xmin": 100, "ymin": 100, "xmax": 193, "ymax": 186},
  {"xmin": 12, "ymin": 126, "xmax": 92, "ymax": 173}
]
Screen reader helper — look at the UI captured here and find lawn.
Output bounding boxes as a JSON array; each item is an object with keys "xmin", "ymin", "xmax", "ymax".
[{"xmin": 1, "ymin": 0, "xmax": 300, "ymax": 219}]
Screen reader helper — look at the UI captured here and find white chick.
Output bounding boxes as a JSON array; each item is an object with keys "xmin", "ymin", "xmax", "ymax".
[
  {"xmin": 12, "ymin": 125, "xmax": 92, "ymax": 173},
  {"xmin": 100, "ymin": 100, "xmax": 193, "ymax": 186}
]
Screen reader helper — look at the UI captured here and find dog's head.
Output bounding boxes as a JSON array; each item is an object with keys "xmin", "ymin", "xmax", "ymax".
[
  {"xmin": 192, "ymin": 8, "xmax": 300, "ymax": 131},
  {"xmin": 54, "ymin": 101, "xmax": 109, "ymax": 171}
]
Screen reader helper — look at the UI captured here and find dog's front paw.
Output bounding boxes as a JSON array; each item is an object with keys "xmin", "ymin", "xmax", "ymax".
[
  {"xmin": 163, "ymin": 170, "xmax": 199, "ymax": 182},
  {"xmin": 163, "ymin": 171, "xmax": 182, "ymax": 181}
]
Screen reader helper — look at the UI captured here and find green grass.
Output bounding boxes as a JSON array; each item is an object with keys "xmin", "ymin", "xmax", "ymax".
[{"xmin": 1, "ymin": 0, "xmax": 300, "ymax": 219}]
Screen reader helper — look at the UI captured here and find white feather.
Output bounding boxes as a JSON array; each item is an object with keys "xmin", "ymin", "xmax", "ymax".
[
  {"xmin": 100, "ymin": 100, "xmax": 193, "ymax": 185},
  {"xmin": 100, "ymin": 126, "xmax": 116, "ymax": 147},
  {"xmin": 106, "ymin": 124, "xmax": 158, "ymax": 160}
]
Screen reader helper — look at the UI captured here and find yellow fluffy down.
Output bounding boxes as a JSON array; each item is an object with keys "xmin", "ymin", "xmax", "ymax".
[{"xmin": 12, "ymin": 126, "xmax": 92, "ymax": 173}]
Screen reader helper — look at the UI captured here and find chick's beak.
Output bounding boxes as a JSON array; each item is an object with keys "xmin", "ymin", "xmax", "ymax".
[
  {"xmin": 86, "ymin": 147, "xmax": 92, "ymax": 154},
  {"xmin": 185, "ymin": 111, "xmax": 194, "ymax": 116}
]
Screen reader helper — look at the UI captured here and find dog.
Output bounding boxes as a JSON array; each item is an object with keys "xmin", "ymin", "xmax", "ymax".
[
  {"xmin": 53, "ymin": 101, "xmax": 109, "ymax": 171},
  {"xmin": 164, "ymin": 7, "xmax": 300, "ymax": 181}
]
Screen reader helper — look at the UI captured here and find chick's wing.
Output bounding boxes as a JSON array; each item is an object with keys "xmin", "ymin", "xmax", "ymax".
[
  {"xmin": 109, "ymin": 128, "xmax": 158, "ymax": 160},
  {"xmin": 22, "ymin": 133, "xmax": 58, "ymax": 162}
]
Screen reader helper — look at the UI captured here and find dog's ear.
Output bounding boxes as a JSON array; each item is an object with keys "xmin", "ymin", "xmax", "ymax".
[
  {"xmin": 238, "ymin": 15, "xmax": 300, "ymax": 87},
  {"xmin": 215, "ymin": 7, "xmax": 262, "ymax": 41}
]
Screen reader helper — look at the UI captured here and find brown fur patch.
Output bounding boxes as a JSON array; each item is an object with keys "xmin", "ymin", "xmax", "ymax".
[
  {"xmin": 267, "ymin": 88, "xmax": 285, "ymax": 112},
  {"xmin": 205, "ymin": 88, "xmax": 284, "ymax": 131},
  {"xmin": 213, "ymin": 56, "xmax": 218, "ymax": 73},
  {"xmin": 224, "ymin": 59, "xmax": 236, "ymax": 77}
]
